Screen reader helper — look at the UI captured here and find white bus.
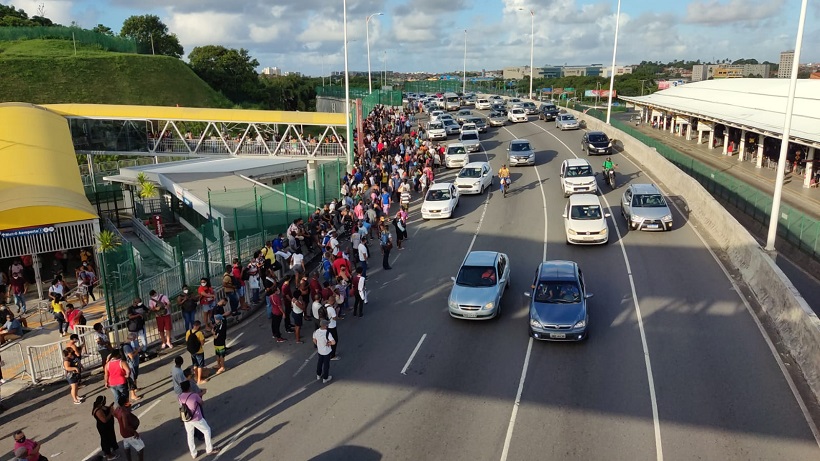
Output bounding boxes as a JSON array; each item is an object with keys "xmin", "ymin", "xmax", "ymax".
[{"xmin": 444, "ymin": 92, "xmax": 460, "ymax": 111}]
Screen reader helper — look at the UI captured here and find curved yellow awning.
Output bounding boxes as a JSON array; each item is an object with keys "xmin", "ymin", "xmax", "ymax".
[{"xmin": 0, "ymin": 103, "xmax": 97, "ymax": 230}]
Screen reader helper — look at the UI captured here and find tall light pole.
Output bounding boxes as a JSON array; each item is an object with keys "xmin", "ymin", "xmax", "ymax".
[
  {"xmin": 343, "ymin": 0, "xmax": 352, "ymax": 170},
  {"xmin": 462, "ymin": 30, "xmax": 467, "ymax": 95},
  {"xmin": 383, "ymin": 50, "xmax": 387, "ymax": 89},
  {"xmin": 605, "ymin": 0, "xmax": 622, "ymax": 124},
  {"xmin": 366, "ymin": 12, "xmax": 383, "ymax": 94},
  {"xmin": 518, "ymin": 8, "xmax": 535, "ymax": 99},
  {"xmin": 766, "ymin": 0, "xmax": 808, "ymax": 252}
]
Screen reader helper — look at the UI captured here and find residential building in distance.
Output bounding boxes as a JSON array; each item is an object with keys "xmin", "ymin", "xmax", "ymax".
[
  {"xmin": 778, "ymin": 50, "xmax": 795, "ymax": 78},
  {"xmin": 261, "ymin": 67, "xmax": 282, "ymax": 76},
  {"xmin": 692, "ymin": 63, "xmax": 771, "ymax": 81},
  {"xmin": 601, "ymin": 65, "xmax": 633, "ymax": 78}
]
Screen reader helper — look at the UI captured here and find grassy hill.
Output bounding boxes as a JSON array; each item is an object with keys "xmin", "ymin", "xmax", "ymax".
[{"xmin": 0, "ymin": 40, "xmax": 232, "ymax": 107}]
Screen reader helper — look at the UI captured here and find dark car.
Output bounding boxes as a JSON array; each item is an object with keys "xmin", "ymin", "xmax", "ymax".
[
  {"xmin": 527, "ymin": 260, "xmax": 591, "ymax": 341},
  {"xmin": 538, "ymin": 103, "xmax": 559, "ymax": 121},
  {"xmin": 581, "ymin": 131, "xmax": 612, "ymax": 155},
  {"xmin": 490, "ymin": 104, "xmax": 508, "ymax": 115}
]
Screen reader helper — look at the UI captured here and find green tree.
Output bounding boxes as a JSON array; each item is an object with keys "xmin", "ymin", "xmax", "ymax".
[
  {"xmin": 120, "ymin": 14, "xmax": 183, "ymax": 58},
  {"xmin": 92, "ymin": 24, "xmax": 114, "ymax": 36},
  {"xmin": 188, "ymin": 45, "xmax": 260, "ymax": 103}
]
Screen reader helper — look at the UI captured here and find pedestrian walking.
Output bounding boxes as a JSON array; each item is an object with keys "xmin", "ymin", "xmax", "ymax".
[
  {"xmin": 51, "ymin": 293, "xmax": 68, "ymax": 336},
  {"xmin": 179, "ymin": 380, "xmax": 220, "ymax": 458},
  {"xmin": 185, "ymin": 321, "xmax": 207, "ymax": 384},
  {"xmin": 380, "ymin": 224, "xmax": 393, "ymax": 270},
  {"xmin": 92, "ymin": 396, "xmax": 120, "ymax": 460},
  {"xmin": 178, "ymin": 285, "xmax": 198, "ymax": 332},
  {"xmin": 269, "ymin": 286, "xmax": 286, "ymax": 343},
  {"xmin": 113, "ymin": 395, "xmax": 145, "ymax": 461},
  {"xmin": 213, "ymin": 314, "xmax": 227, "ymax": 374},
  {"xmin": 358, "ymin": 239, "xmax": 369, "ymax": 277},
  {"xmin": 313, "ymin": 319, "xmax": 335, "ymax": 384},
  {"xmin": 171, "ymin": 355, "xmax": 186, "ymax": 395},
  {"xmin": 148, "ymin": 290, "xmax": 173, "ymax": 349},
  {"xmin": 62, "ymin": 348, "xmax": 84, "ymax": 404},
  {"xmin": 352, "ymin": 267, "xmax": 367, "ymax": 318},
  {"xmin": 104, "ymin": 349, "xmax": 130, "ymax": 405}
]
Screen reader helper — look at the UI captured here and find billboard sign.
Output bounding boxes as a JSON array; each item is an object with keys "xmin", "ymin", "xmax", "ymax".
[{"xmin": 584, "ymin": 90, "xmax": 617, "ymax": 97}]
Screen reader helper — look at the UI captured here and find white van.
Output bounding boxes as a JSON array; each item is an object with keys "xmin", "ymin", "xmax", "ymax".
[{"xmin": 444, "ymin": 92, "xmax": 461, "ymax": 111}]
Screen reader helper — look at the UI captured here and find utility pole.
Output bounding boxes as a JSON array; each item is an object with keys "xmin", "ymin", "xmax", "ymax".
[{"xmin": 640, "ymin": 79, "xmax": 648, "ymax": 96}]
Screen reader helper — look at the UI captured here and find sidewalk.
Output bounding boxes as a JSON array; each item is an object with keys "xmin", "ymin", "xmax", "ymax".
[{"xmin": 628, "ymin": 117, "xmax": 820, "ymax": 218}]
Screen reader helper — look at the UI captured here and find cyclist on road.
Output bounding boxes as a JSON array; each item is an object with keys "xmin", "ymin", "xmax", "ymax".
[{"xmin": 498, "ymin": 164, "xmax": 511, "ymax": 194}]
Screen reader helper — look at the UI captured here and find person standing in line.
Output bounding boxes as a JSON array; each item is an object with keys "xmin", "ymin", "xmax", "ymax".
[
  {"xmin": 325, "ymin": 299, "xmax": 340, "ymax": 361},
  {"xmin": 122, "ymin": 332, "xmax": 142, "ymax": 402},
  {"xmin": 9, "ymin": 272, "xmax": 27, "ymax": 315},
  {"xmin": 222, "ymin": 266, "xmax": 239, "ymax": 316},
  {"xmin": 179, "ymin": 380, "xmax": 220, "ymax": 458},
  {"xmin": 212, "ymin": 314, "xmax": 227, "ymax": 375},
  {"xmin": 380, "ymin": 224, "xmax": 393, "ymax": 270},
  {"xmin": 313, "ymin": 319, "xmax": 335, "ymax": 384},
  {"xmin": 94, "ymin": 322, "xmax": 112, "ymax": 364},
  {"xmin": 62, "ymin": 347, "xmax": 84, "ymax": 405},
  {"xmin": 290, "ymin": 294, "xmax": 305, "ymax": 344},
  {"xmin": 269, "ymin": 286, "xmax": 286, "ymax": 343},
  {"xmin": 92, "ymin": 396, "xmax": 120, "ymax": 461},
  {"xmin": 104, "ymin": 349, "xmax": 130, "ymax": 405},
  {"xmin": 51, "ymin": 293, "xmax": 68, "ymax": 336},
  {"xmin": 148, "ymin": 290, "xmax": 173, "ymax": 349},
  {"xmin": 178, "ymin": 285, "xmax": 198, "ymax": 332},
  {"xmin": 171, "ymin": 355, "xmax": 186, "ymax": 395},
  {"xmin": 197, "ymin": 278, "xmax": 216, "ymax": 331},
  {"xmin": 113, "ymin": 395, "xmax": 145, "ymax": 461},
  {"xmin": 126, "ymin": 298, "xmax": 148, "ymax": 349},
  {"xmin": 357, "ymin": 238, "xmax": 369, "ymax": 277},
  {"xmin": 352, "ymin": 267, "xmax": 366, "ymax": 318},
  {"xmin": 185, "ymin": 321, "xmax": 207, "ymax": 384}
]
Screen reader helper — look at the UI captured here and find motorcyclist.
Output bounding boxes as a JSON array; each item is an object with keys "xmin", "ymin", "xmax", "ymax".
[
  {"xmin": 498, "ymin": 164, "xmax": 511, "ymax": 192},
  {"xmin": 602, "ymin": 157, "xmax": 615, "ymax": 186}
]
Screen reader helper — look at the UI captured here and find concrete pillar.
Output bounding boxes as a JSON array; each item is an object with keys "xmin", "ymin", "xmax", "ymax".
[
  {"xmin": 756, "ymin": 136, "xmax": 765, "ymax": 168},
  {"xmin": 738, "ymin": 129, "xmax": 746, "ymax": 161},
  {"xmin": 708, "ymin": 129, "xmax": 715, "ymax": 150},
  {"xmin": 805, "ymin": 147, "xmax": 816, "ymax": 188},
  {"xmin": 662, "ymin": 113, "xmax": 668, "ymax": 131},
  {"xmin": 306, "ymin": 160, "xmax": 320, "ymax": 209},
  {"xmin": 669, "ymin": 113, "xmax": 675, "ymax": 133},
  {"xmin": 722, "ymin": 131, "xmax": 729, "ymax": 156},
  {"xmin": 686, "ymin": 122, "xmax": 692, "ymax": 140},
  {"xmin": 697, "ymin": 129, "xmax": 703, "ymax": 144}
]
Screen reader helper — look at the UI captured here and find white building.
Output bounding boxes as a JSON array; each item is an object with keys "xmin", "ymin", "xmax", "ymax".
[
  {"xmin": 778, "ymin": 50, "xmax": 794, "ymax": 78},
  {"xmin": 601, "ymin": 65, "xmax": 633, "ymax": 78}
]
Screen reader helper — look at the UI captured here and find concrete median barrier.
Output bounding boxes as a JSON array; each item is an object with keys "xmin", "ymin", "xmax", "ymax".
[{"xmin": 574, "ymin": 109, "xmax": 820, "ymax": 402}]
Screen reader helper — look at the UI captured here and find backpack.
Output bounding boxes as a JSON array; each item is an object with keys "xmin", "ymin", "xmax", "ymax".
[
  {"xmin": 179, "ymin": 394, "xmax": 194, "ymax": 422},
  {"xmin": 186, "ymin": 330, "xmax": 201, "ymax": 354},
  {"xmin": 240, "ymin": 267, "xmax": 250, "ymax": 281},
  {"xmin": 317, "ymin": 305, "xmax": 328, "ymax": 321}
]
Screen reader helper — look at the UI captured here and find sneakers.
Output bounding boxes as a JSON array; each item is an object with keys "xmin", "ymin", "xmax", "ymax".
[
  {"xmin": 330, "ymin": 356, "xmax": 341, "ymax": 361},
  {"xmin": 323, "ymin": 376, "xmax": 333, "ymax": 384},
  {"xmin": 276, "ymin": 337, "xmax": 287, "ymax": 343},
  {"xmin": 316, "ymin": 375, "xmax": 321, "ymax": 381},
  {"xmin": 0, "ymin": 379, "xmax": 6, "ymax": 384}
]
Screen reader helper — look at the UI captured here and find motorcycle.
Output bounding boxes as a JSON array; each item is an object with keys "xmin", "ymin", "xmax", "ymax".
[
  {"xmin": 500, "ymin": 177, "xmax": 511, "ymax": 197},
  {"xmin": 603, "ymin": 167, "xmax": 617, "ymax": 190}
]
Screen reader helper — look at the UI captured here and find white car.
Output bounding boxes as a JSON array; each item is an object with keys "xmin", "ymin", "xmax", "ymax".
[
  {"xmin": 475, "ymin": 99, "xmax": 491, "ymax": 110},
  {"xmin": 427, "ymin": 121, "xmax": 447, "ymax": 141},
  {"xmin": 505, "ymin": 97, "xmax": 522, "ymax": 108},
  {"xmin": 421, "ymin": 182, "xmax": 459, "ymax": 219},
  {"xmin": 460, "ymin": 130, "xmax": 481, "ymax": 152},
  {"xmin": 563, "ymin": 194, "xmax": 609, "ymax": 245},
  {"xmin": 430, "ymin": 110, "xmax": 445, "ymax": 122},
  {"xmin": 559, "ymin": 158, "xmax": 598, "ymax": 197},
  {"xmin": 508, "ymin": 108, "xmax": 528, "ymax": 123},
  {"xmin": 556, "ymin": 113, "xmax": 580, "ymax": 130},
  {"xmin": 445, "ymin": 143, "xmax": 471, "ymax": 168},
  {"xmin": 454, "ymin": 161, "xmax": 494, "ymax": 195},
  {"xmin": 461, "ymin": 122, "xmax": 478, "ymax": 132}
]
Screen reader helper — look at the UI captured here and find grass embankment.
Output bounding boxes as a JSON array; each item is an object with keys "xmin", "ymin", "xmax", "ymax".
[{"xmin": 0, "ymin": 39, "xmax": 232, "ymax": 107}]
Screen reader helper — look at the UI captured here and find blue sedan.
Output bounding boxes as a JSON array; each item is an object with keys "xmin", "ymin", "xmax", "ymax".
[{"xmin": 527, "ymin": 260, "xmax": 591, "ymax": 341}]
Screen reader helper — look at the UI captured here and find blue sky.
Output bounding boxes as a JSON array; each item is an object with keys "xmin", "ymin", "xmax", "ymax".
[{"xmin": 9, "ymin": 0, "xmax": 820, "ymax": 75}]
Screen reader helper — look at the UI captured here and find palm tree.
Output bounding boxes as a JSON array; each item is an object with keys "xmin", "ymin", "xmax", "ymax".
[{"xmin": 139, "ymin": 181, "xmax": 158, "ymax": 199}]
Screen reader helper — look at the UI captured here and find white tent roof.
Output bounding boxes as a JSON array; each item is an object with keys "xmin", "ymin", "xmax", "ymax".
[{"xmin": 621, "ymin": 79, "xmax": 820, "ymax": 147}]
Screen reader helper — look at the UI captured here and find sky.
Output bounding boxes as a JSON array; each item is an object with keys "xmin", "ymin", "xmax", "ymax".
[{"xmin": 10, "ymin": 0, "xmax": 820, "ymax": 75}]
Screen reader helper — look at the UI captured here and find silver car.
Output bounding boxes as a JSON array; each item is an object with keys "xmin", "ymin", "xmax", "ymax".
[
  {"xmin": 556, "ymin": 113, "xmax": 580, "ymax": 130},
  {"xmin": 463, "ymin": 116, "xmax": 487, "ymax": 133},
  {"xmin": 460, "ymin": 130, "xmax": 481, "ymax": 152},
  {"xmin": 521, "ymin": 101, "xmax": 538, "ymax": 115},
  {"xmin": 620, "ymin": 183, "xmax": 673, "ymax": 231},
  {"xmin": 442, "ymin": 118, "xmax": 461, "ymax": 135},
  {"xmin": 488, "ymin": 111, "xmax": 506, "ymax": 127},
  {"xmin": 449, "ymin": 251, "xmax": 510, "ymax": 320},
  {"xmin": 455, "ymin": 109, "xmax": 473, "ymax": 124},
  {"xmin": 527, "ymin": 260, "xmax": 590, "ymax": 341},
  {"xmin": 508, "ymin": 139, "xmax": 535, "ymax": 166}
]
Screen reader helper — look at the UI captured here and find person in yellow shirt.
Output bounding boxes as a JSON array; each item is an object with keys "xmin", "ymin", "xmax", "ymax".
[
  {"xmin": 185, "ymin": 321, "xmax": 207, "ymax": 384},
  {"xmin": 51, "ymin": 293, "xmax": 68, "ymax": 336}
]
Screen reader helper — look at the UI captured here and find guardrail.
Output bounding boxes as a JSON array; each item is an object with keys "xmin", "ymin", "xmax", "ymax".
[
  {"xmin": 147, "ymin": 138, "xmax": 346, "ymax": 157},
  {"xmin": 130, "ymin": 217, "xmax": 177, "ymax": 267}
]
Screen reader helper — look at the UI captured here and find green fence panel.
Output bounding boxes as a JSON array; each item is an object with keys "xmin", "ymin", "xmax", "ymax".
[{"xmin": 0, "ymin": 26, "xmax": 137, "ymax": 53}]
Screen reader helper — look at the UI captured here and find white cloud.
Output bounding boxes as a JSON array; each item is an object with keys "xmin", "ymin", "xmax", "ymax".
[
  {"xmin": 18, "ymin": 0, "xmax": 75, "ymax": 25},
  {"xmin": 167, "ymin": 11, "xmax": 247, "ymax": 48},
  {"xmin": 684, "ymin": 0, "xmax": 786, "ymax": 25}
]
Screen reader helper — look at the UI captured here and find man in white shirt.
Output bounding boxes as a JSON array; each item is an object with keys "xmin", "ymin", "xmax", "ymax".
[
  {"xmin": 326, "ymin": 303, "xmax": 340, "ymax": 361},
  {"xmin": 290, "ymin": 252, "xmax": 305, "ymax": 277},
  {"xmin": 327, "ymin": 231, "xmax": 340, "ymax": 256},
  {"xmin": 313, "ymin": 319, "xmax": 335, "ymax": 384},
  {"xmin": 357, "ymin": 241, "xmax": 369, "ymax": 277},
  {"xmin": 353, "ymin": 266, "xmax": 367, "ymax": 318}
]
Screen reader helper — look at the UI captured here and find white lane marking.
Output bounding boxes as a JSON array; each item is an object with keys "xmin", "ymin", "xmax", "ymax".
[
  {"xmin": 227, "ymin": 331, "xmax": 244, "ymax": 348},
  {"xmin": 214, "ymin": 427, "xmax": 249, "ymax": 460},
  {"xmin": 81, "ymin": 399, "xmax": 164, "ymax": 460},
  {"xmin": 617, "ymin": 152, "xmax": 820, "ymax": 449},
  {"xmin": 401, "ymin": 334, "xmax": 428, "ymax": 375},
  {"xmin": 533, "ymin": 122, "xmax": 664, "ymax": 461},
  {"xmin": 497, "ymin": 123, "xmax": 549, "ymax": 461},
  {"xmin": 293, "ymin": 350, "xmax": 318, "ymax": 377}
]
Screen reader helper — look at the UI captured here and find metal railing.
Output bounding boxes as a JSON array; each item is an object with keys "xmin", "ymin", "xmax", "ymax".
[
  {"xmin": 130, "ymin": 217, "xmax": 177, "ymax": 267},
  {"xmin": 147, "ymin": 138, "xmax": 346, "ymax": 157}
]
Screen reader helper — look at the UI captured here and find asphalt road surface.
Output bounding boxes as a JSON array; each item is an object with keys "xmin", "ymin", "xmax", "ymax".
[{"xmin": 2, "ymin": 110, "xmax": 818, "ymax": 461}]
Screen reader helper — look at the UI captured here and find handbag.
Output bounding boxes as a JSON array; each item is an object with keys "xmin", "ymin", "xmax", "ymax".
[{"xmin": 385, "ymin": 241, "xmax": 393, "ymax": 251}]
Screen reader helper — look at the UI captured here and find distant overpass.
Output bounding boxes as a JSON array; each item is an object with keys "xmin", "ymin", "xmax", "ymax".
[{"xmin": 43, "ymin": 104, "xmax": 349, "ymax": 159}]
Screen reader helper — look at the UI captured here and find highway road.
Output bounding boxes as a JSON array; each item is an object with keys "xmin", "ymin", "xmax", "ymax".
[{"xmin": 2, "ymin": 110, "xmax": 819, "ymax": 461}]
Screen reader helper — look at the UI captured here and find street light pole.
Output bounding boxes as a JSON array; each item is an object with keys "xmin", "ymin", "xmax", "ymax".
[
  {"xmin": 366, "ymin": 12, "xmax": 383, "ymax": 94},
  {"xmin": 766, "ymin": 0, "xmax": 808, "ymax": 252},
  {"xmin": 462, "ymin": 30, "xmax": 467, "ymax": 95},
  {"xmin": 343, "ymin": 0, "xmax": 352, "ymax": 170},
  {"xmin": 605, "ymin": 0, "xmax": 621, "ymax": 124}
]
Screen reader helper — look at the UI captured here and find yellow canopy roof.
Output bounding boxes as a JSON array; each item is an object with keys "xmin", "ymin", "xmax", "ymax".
[{"xmin": 0, "ymin": 103, "xmax": 97, "ymax": 230}]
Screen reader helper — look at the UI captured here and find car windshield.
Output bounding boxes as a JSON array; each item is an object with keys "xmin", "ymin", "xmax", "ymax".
[
  {"xmin": 534, "ymin": 281, "xmax": 581, "ymax": 303},
  {"xmin": 456, "ymin": 265, "xmax": 497, "ymax": 287},
  {"xmin": 461, "ymin": 133, "xmax": 478, "ymax": 141},
  {"xmin": 426, "ymin": 189, "xmax": 452, "ymax": 201},
  {"xmin": 570, "ymin": 205, "xmax": 603, "ymax": 220},
  {"xmin": 632, "ymin": 194, "xmax": 667, "ymax": 207},
  {"xmin": 444, "ymin": 119, "xmax": 457, "ymax": 126},
  {"xmin": 560, "ymin": 115, "xmax": 576, "ymax": 121},
  {"xmin": 542, "ymin": 105, "xmax": 556, "ymax": 111},
  {"xmin": 511, "ymin": 142, "xmax": 531, "ymax": 152},
  {"xmin": 491, "ymin": 112, "xmax": 504, "ymax": 118},
  {"xmin": 429, "ymin": 123, "xmax": 443, "ymax": 130},
  {"xmin": 459, "ymin": 168, "xmax": 482, "ymax": 178},
  {"xmin": 566, "ymin": 165, "xmax": 593, "ymax": 177},
  {"xmin": 459, "ymin": 111, "xmax": 470, "ymax": 116},
  {"xmin": 448, "ymin": 147, "xmax": 466, "ymax": 156},
  {"xmin": 512, "ymin": 109, "xmax": 524, "ymax": 114},
  {"xmin": 589, "ymin": 134, "xmax": 608, "ymax": 143}
]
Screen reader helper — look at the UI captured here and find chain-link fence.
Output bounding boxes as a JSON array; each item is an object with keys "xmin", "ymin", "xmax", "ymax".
[
  {"xmin": 582, "ymin": 108, "xmax": 820, "ymax": 262},
  {"xmin": 0, "ymin": 26, "xmax": 137, "ymax": 53}
]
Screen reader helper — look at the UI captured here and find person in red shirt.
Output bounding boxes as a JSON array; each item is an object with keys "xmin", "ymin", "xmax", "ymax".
[
  {"xmin": 332, "ymin": 253, "xmax": 353, "ymax": 279},
  {"xmin": 309, "ymin": 272, "xmax": 322, "ymax": 298},
  {"xmin": 231, "ymin": 260, "xmax": 248, "ymax": 311},
  {"xmin": 113, "ymin": 395, "xmax": 145, "ymax": 460}
]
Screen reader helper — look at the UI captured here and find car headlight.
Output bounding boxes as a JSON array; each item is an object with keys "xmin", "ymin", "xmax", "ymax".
[
  {"xmin": 573, "ymin": 320, "xmax": 586, "ymax": 329},
  {"xmin": 588, "ymin": 143, "xmax": 595, "ymax": 149},
  {"xmin": 600, "ymin": 227, "xmax": 607, "ymax": 234},
  {"xmin": 448, "ymin": 298, "xmax": 458, "ymax": 309},
  {"xmin": 483, "ymin": 302, "xmax": 494, "ymax": 310},
  {"xmin": 442, "ymin": 207, "xmax": 450, "ymax": 213},
  {"xmin": 567, "ymin": 228, "xmax": 578, "ymax": 235},
  {"xmin": 529, "ymin": 318, "xmax": 542, "ymax": 329},
  {"xmin": 473, "ymin": 181, "xmax": 480, "ymax": 187},
  {"xmin": 662, "ymin": 214, "xmax": 672, "ymax": 221},
  {"xmin": 631, "ymin": 215, "xmax": 642, "ymax": 222}
]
